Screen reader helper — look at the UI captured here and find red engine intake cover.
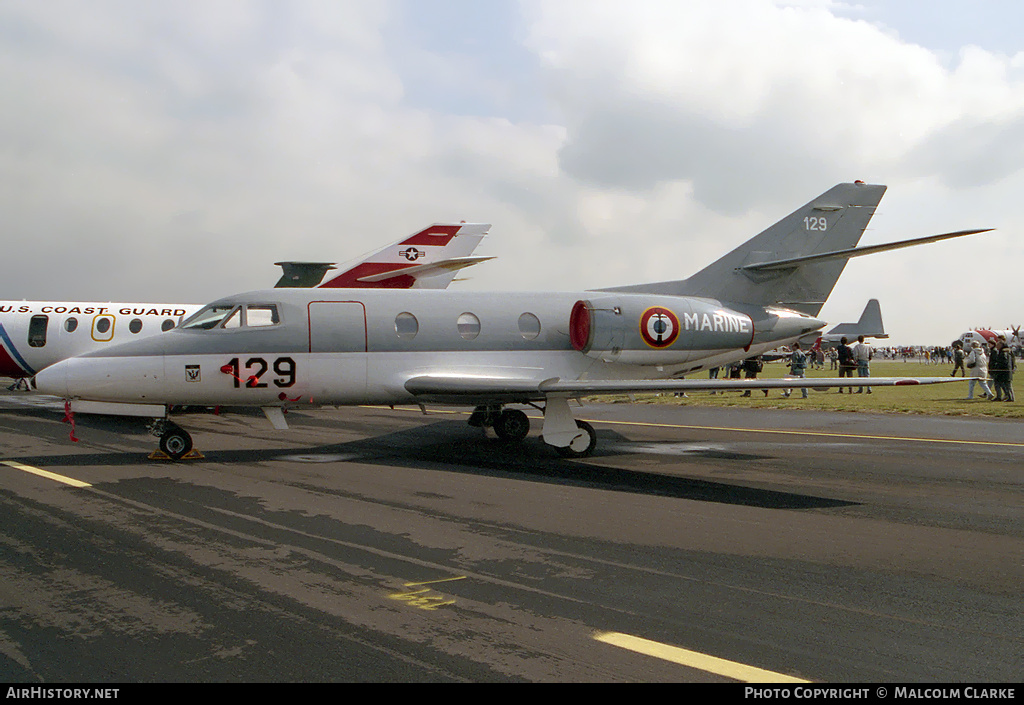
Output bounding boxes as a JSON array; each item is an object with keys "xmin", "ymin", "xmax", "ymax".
[{"xmin": 569, "ymin": 300, "xmax": 591, "ymax": 352}]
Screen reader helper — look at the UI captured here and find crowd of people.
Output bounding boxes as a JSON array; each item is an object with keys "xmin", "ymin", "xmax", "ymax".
[{"xmin": 711, "ymin": 335, "xmax": 1018, "ymax": 402}]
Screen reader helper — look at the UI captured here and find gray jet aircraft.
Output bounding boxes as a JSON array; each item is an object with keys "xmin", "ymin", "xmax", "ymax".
[
  {"xmin": 802, "ymin": 298, "xmax": 888, "ymax": 350},
  {"xmin": 32, "ymin": 182, "xmax": 984, "ymax": 458}
]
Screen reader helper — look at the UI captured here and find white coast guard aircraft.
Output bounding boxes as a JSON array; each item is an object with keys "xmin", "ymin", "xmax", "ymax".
[
  {"xmin": 32, "ymin": 183, "xmax": 985, "ymax": 458},
  {"xmin": 955, "ymin": 326, "xmax": 1021, "ymax": 350},
  {"xmin": 1, "ymin": 223, "xmax": 491, "ymax": 381}
]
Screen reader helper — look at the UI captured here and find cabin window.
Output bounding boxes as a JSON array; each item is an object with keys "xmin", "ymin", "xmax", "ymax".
[
  {"xmin": 457, "ymin": 312, "xmax": 480, "ymax": 340},
  {"xmin": 518, "ymin": 312, "xmax": 541, "ymax": 340},
  {"xmin": 64, "ymin": 317, "xmax": 78, "ymax": 333},
  {"xmin": 28, "ymin": 315, "xmax": 48, "ymax": 348},
  {"xmin": 161, "ymin": 319, "xmax": 176, "ymax": 332},
  {"xmin": 129, "ymin": 318, "xmax": 143, "ymax": 334},
  {"xmin": 92, "ymin": 315, "xmax": 115, "ymax": 342},
  {"xmin": 395, "ymin": 312, "xmax": 418, "ymax": 340}
]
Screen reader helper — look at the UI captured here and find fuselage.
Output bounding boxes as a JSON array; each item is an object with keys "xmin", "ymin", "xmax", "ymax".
[
  {"xmin": 0, "ymin": 301, "xmax": 201, "ymax": 378},
  {"xmin": 33, "ymin": 288, "xmax": 825, "ymax": 409},
  {"xmin": 957, "ymin": 329, "xmax": 1020, "ymax": 350}
]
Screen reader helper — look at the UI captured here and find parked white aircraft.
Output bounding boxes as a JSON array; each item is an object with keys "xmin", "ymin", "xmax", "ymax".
[
  {"xmin": 955, "ymin": 327, "xmax": 1021, "ymax": 350},
  {"xmin": 32, "ymin": 183, "xmax": 984, "ymax": 458},
  {"xmin": 1, "ymin": 223, "xmax": 491, "ymax": 380}
]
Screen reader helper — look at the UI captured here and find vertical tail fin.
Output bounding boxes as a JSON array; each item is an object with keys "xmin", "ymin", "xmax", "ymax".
[
  {"xmin": 825, "ymin": 299, "xmax": 887, "ymax": 339},
  {"xmin": 605, "ymin": 182, "xmax": 887, "ymax": 315},
  {"xmin": 317, "ymin": 223, "xmax": 491, "ymax": 289}
]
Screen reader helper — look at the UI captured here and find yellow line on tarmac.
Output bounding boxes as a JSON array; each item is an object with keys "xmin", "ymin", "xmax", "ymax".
[
  {"xmin": 593, "ymin": 631, "xmax": 809, "ymax": 683},
  {"xmin": 370, "ymin": 405, "xmax": 1024, "ymax": 449},
  {"xmin": 586, "ymin": 418, "xmax": 1024, "ymax": 448},
  {"xmin": 1, "ymin": 461, "xmax": 92, "ymax": 488}
]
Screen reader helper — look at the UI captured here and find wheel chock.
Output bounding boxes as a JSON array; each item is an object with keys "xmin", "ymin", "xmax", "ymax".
[{"xmin": 147, "ymin": 449, "xmax": 205, "ymax": 461}]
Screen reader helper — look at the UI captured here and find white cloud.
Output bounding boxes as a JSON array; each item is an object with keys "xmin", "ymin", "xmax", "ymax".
[
  {"xmin": 516, "ymin": 0, "xmax": 1024, "ymax": 339},
  {"xmin": 523, "ymin": 0, "xmax": 1024, "ymax": 207}
]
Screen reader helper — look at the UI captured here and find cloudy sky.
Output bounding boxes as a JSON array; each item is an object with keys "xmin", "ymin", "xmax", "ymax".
[{"xmin": 2, "ymin": 0, "xmax": 1022, "ymax": 344}]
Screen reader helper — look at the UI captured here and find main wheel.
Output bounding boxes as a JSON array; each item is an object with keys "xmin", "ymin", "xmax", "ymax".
[
  {"xmin": 555, "ymin": 420, "xmax": 597, "ymax": 458},
  {"xmin": 159, "ymin": 424, "xmax": 193, "ymax": 460},
  {"xmin": 494, "ymin": 409, "xmax": 530, "ymax": 442}
]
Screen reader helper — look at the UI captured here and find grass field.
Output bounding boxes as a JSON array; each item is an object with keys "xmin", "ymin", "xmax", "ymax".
[{"xmin": 595, "ymin": 360, "xmax": 1024, "ymax": 419}]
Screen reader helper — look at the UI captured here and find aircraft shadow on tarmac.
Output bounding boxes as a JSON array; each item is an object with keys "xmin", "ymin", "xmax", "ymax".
[
  {"xmin": 355, "ymin": 420, "xmax": 857, "ymax": 510},
  {"xmin": 6, "ymin": 415, "xmax": 857, "ymax": 511}
]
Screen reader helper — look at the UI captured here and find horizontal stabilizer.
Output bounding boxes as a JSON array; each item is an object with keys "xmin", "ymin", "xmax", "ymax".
[
  {"xmin": 740, "ymin": 229, "xmax": 992, "ymax": 272},
  {"xmin": 355, "ymin": 255, "xmax": 495, "ymax": 283}
]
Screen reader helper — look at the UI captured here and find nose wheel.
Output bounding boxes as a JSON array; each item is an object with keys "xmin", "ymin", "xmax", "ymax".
[{"xmin": 151, "ymin": 420, "xmax": 194, "ymax": 460}]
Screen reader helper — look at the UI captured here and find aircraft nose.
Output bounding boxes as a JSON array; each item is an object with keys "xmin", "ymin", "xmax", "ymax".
[
  {"xmin": 32, "ymin": 361, "xmax": 68, "ymax": 397},
  {"xmin": 32, "ymin": 355, "xmax": 166, "ymax": 402}
]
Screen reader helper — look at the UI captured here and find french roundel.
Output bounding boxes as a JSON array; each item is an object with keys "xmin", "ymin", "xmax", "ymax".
[{"xmin": 639, "ymin": 307, "xmax": 680, "ymax": 348}]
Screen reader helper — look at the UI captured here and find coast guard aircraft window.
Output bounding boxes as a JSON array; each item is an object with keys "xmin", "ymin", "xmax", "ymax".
[
  {"xmin": 129, "ymin": 318, "xmax": 143, "ymax": 334},
  {"xmin": 161, "ymin": 319, "xmax": 176, "ymax": 332},
  {"xmin": 64, "ymin": 317, "xmax": 78, "ymax": 333},
  {"xmin": 28, "ymin": 315, "xmax": 48, "ymax": 347},
  {"xmin": 92, "ymin": 315, "xmax": 115, "ymax": 342},
  {"xmin": 518, "ymin": 312, "xmax": 541, "ymax": 340},
  {"xmin": 395, "ymin": 312, "xmax": 418, "ymax": 340},
  {"xmin": 457, "ymin": 312, "xmax": 480, "ymax": 340}
]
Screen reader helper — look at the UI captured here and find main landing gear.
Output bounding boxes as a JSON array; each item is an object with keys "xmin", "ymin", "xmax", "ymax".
[
  {"xmin": 149, "ymin": 419, "xmax": 194, "ymax": 460},
  {"xmin": 553, "ymin": 420, "xmax": 597, "ymax": 459},
  {"xmin": 468, "ymin": 405, "xmax": 531, "ymax": 443},
  {"xmin": 467, "ymin": 398, "xmax": 598, "ymax": 458}
]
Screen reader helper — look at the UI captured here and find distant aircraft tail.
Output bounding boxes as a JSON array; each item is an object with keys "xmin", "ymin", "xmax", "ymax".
[
  {"xmin": 274, "ymin": 262, "xmax": 339, "ymax": 288},
  {"xmin": 317, "ymin": 223, "xmax": 492, "ymax": 289},
  {"xmin": 603, "ymin": 182, "xmax": 989, "ymax": 317},
  {"xmin": 826, "ymin": 299, "xmax": 887, "ymax": 339}
]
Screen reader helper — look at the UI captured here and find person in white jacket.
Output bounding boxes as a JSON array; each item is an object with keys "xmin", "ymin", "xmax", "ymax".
[{"xmin": 965, "ymin": 340, "xmax": 994, "ymax": 400}]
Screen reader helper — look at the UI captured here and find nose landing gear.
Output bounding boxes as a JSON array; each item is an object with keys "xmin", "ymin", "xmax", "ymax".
[{"xmin": 149, "ymin": 419, "xmax": 195, "ymax": 460}]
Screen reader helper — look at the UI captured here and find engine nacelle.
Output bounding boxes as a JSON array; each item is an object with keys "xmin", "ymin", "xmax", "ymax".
[{"xmin": 569, "ymin": 295, "xmax": 755, "ymax": 365}]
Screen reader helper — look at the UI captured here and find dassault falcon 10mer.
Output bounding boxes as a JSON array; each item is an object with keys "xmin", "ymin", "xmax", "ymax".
[{"xmin": 33, "ymin": 183, "xmax": 985, "ymax": 458}]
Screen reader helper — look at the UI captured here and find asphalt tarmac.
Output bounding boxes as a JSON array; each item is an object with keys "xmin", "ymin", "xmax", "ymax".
[{"xmin": 0, "ymin": 389, "xmax": 1021, "ymax": 682}]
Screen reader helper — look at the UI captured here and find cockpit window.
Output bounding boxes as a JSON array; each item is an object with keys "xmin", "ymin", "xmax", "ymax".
[
  {"xmin": 181, "ymin": 305, "xmax": 238, "ymax": 330},
  {"xmin": 222, "ymin": 308, "xmax": 242, "ymax": 329},
  {"xmin": 179, "ymin": 304, "xmax": 280, "ymax": 331},
  {"xmin": 246, "ymin": 305, "xmax": 279, "ymax": 327}
]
